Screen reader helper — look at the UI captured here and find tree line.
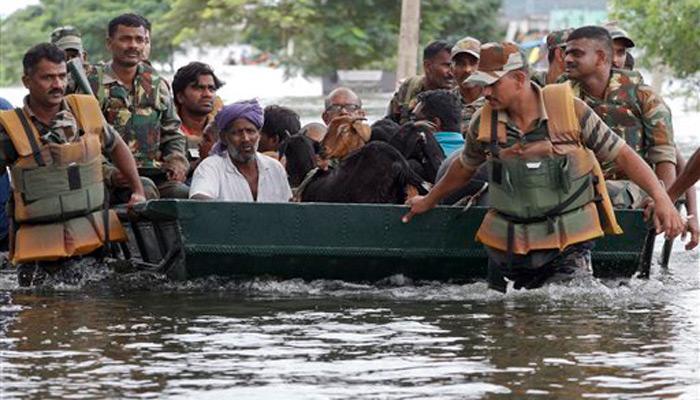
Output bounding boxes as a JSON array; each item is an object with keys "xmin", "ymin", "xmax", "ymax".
[{"xmin": 0, "ymin": 0, "xmax": 503, "ymax": 85}]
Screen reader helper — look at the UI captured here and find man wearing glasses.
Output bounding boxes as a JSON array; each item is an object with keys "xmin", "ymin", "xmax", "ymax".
[{"xmin": 322, "ymin": 87, "xmax": 366, "ymax": 126}]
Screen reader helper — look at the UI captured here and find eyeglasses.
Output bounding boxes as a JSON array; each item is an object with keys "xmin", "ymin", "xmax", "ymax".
[{"xmin": 325, "ymin": 103, "xmax": 361, "ymax": 113}]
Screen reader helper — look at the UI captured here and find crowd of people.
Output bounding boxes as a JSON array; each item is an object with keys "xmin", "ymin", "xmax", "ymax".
[{"xmin": 1, "ymin": 12, "xmax": 699, "ymax": 291}]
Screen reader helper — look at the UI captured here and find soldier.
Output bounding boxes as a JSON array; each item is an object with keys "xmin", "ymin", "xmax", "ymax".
[
  {"xmin": 386, "ymin": 40, "xmax": 454, "ymax": 125},
  {"xmin": 403, "ymin": 42, "xmax": 684, "ymax": 292},
  {"xmin": 449, "ymin": 36, "xmax": 485, "ymax": 135},
  {"xmin": 531, "ymin": 28, "xmax": 573, "ymax": 87},
  {"xmin": 86, "ymin": 13, "xmax": 188, "ymax": 199},
  {"xmin": 50, "ymin": 26, "xmax": 99, "ymax": 95},
  {"xmin": 0, "ymin": 44, "xmax": 145, "ymax": 283},
  {"xmin": 49, "ymin": 26, "xmax": 86, "ymax": 62},
  {"xmin": 604, "ymin": 23, "xmax": 635, "ymax": 70},
  {"xmin": 564, "ymin": 26, "xmax": 677, "ymax": 205}
]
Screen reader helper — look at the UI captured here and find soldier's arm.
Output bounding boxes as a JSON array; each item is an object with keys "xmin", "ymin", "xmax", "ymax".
[
  {"xmin": 669, "ymin": 147, "xmax": 700, "ymax": 203},
  {"xmin": 108, "ymin": 132, "xmax": 145, "ymax": 204},
  {"xmin": 157, "ymin": 81, "xmax": 187, "ymax": 161},
  {"xmin": 638, "ymin": 86, "xmax": 677, "ymax": 186}
]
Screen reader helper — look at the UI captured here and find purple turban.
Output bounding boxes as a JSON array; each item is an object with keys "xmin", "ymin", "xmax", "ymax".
[
  {"xmin": 211, "ymin": 99, "xmax": 264, "ymax": 155},
  {"xmin": 214, "ymin": 99, "xmax": 264, "ymax": 132}
]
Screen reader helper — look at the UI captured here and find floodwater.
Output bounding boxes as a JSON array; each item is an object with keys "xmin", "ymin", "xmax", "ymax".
[{"xmin": 0, "ymin": 68, "xmax": 699, "ymax": 399}]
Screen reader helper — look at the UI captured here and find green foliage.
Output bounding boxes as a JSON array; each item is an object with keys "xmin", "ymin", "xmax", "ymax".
[
  {"xmin": 165, "ymin": 0, "xmax": 504, "ymax": 76},
  {"xmin": 0, "ymin": 0, "xmax": 172, "ymax": 85},
  {"xmin": 0, "ymin": 0, "xmax": 504, "ymax": 84},
  {"xmin": 611, "ymin": 0, "xmax": 700, "ymax": 77}
]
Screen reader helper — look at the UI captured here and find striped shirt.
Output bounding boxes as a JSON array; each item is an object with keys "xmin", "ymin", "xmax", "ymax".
[{"xmin": 460, "ymin": 85, "xmax": 624, "ymax": 169}]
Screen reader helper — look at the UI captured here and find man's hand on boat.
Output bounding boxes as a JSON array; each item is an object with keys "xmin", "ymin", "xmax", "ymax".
[
  {"xmin": 643, "ymin": 197, "xmax": 698, "ymax": 250},
  {"xmin": 128, "ymin": 191, "xmax": 147, "ymax": 207},
  {"xmin": 402, "ymin": 157, "xmax": 477, "ymax": 223}
]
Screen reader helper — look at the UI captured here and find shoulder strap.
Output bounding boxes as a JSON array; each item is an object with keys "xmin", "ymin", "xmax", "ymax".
[
  {"xmin": 0, "ymin": 108, "xmax": 44, "ymax": 163},
  {"xmin": 476, "ymin": 103, "xmax": 506, "ymax": 150},
  {"xmin": 64, "ymin": 94, "xmax": 104, "ymax": 137},
  {"xmin": 542, "ymin": 83, "xmax": 580, "ymax": 140}
]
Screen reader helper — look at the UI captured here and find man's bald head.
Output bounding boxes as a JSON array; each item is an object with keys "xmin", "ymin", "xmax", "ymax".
[{"xmin": 322, "ymin": 87, "xmax": 365, "ymax": 124}]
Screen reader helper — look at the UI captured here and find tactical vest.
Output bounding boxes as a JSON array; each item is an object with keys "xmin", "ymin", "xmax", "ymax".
[
  {"xmin": 475, "ymin": 84, "xmax": 622, "ymax": 255},
  {"xmin": 0, "ymin": 95, "xmax": 126, "ymax": 264},
  {"xmin": 92, "ymin": 64, "xmax": 164, "ymax": 167},
  {"xmin": 571, "ymin": 69, "xmax": 644, "ymax": 179}
]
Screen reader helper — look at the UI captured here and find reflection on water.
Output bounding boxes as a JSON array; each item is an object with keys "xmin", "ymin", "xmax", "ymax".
[
  {"xmin": 1, "ymin": 71, "xmax": 700, "ymax": 399},
  {"xmin": 0, "ymin": 248, "xmax": 698, "ymax": 399}
]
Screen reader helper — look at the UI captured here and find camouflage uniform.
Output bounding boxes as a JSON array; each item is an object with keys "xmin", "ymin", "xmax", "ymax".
[
  {"xmin": 89, "ymin": 62, "xmax": 185, "ymax": 167},
  {"xmin": 451, "ymin": 87, "xmax": 485, "ymax": 136},
  {"xmin": 530, "ymin": 28, "xmax": 573, "ymax": 88},
  {"xmin": 88, "ymin": 62, "xmax": 188, "ymax": 198},
  {"xmin": 565, "ymin": 69, "xmax": 676, "ymax": 180},
  {"xmin": 386, "ymin": 75, "xmax": 427, "ymax": 125}
]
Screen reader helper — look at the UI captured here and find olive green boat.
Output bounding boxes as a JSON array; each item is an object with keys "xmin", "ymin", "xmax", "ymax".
[{"xmin": 118, "ymin": 200, "xmax": 653, "ymax": 282}]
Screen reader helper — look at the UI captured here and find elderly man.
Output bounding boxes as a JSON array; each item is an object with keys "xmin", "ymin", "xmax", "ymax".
[
  {"xmin": 450, "ymin": 36, "xmax": 484, "ymax": 133},
  {"xmin": 189, "ymin": 100, "xmax": 292, "ymax": 202},
  {"xmin": 404, "ymin": 42, "xmax": 683, "ymax": 292},
  {"xmin": 322, "ymin": 87, "xmax": 365, "ymax": 125},
  {"xmin": 387, "ymin": 40, "xmax": 454, "ymax": 124}
]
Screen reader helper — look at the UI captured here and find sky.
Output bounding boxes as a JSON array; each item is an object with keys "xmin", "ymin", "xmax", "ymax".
[{"xmin": 0, "ymin": 0, "xmax": 39, "ymax": 18}]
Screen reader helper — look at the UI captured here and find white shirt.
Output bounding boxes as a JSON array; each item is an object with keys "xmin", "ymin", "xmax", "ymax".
[{"xmin": 189, "ymin": 152, "xmax": 292, "ymax": 202}]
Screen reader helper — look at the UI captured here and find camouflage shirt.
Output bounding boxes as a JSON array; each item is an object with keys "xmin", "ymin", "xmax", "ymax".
[
  {"xmin": 386, "ymin": 75, "xmax": 428, "ymax": 125},
  {"xmin": 0, "ymin": 96, "xmax": 117, "ymax": 170},
  {"xmin": 452, "ymin": 87, "xmax": 485, "ymax": 137},
  {"xmin": 563, "ymin": 69, "xmax": 675, "ymax": 177},
  {"xmin": 88, "ymin": 62, "xmax": 185, "ymax": 168},
  {"xmin": 530, "ymin": 70, "xmax": 548, "ymax": 88}
]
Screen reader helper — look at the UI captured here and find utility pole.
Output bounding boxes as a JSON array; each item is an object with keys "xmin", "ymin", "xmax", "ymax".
[{"xmin": 396, "ymin": 0, "xmax": 420, "ymax": 87}]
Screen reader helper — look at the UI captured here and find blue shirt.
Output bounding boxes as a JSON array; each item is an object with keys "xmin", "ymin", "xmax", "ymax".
[{"xmin": 434, "ymin": 131, "xmax": 465, "ymax": 157}]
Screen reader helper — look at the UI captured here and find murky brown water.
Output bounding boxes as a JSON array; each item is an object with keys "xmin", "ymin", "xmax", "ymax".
[{"xmin": 0, "ymin": 92, "xmax": 698, "ymax": 399}]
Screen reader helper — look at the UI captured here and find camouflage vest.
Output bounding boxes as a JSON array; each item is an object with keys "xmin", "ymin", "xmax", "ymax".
[
  {"xmin": 475, "ymin": 84, "xmax": 621, "ymax": 255},
  {"xmin": 570, "ymin": 69, "xmax": 644, "ymax": 177},
  {"xmin": 90, "ymin": 63, "xmax": 165, "ymax": 167}
]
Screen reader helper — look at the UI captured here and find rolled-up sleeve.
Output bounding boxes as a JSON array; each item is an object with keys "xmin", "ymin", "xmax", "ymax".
[
  {"xmin": 575, "ymin": 98, "xmax": 624, "ymax": 164},
  {"xmin": 459, "ymin": 111, "xmax": 487, "ymax": 169},
  {"xmin": 638, "ymin": 86, "xmax": 676, "ymax": 165}
]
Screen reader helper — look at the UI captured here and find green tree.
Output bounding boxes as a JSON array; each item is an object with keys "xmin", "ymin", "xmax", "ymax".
[
  {"xmin": 165, "ymin": 0, "xmax": 504, "ymax": 76},
  {"xmin": 0, "ymin": 0, "xmax": 174, "ymax": 85},
  {"xmin": 611, "ymin": 0, "xmax": 700, "ymax": 77}
]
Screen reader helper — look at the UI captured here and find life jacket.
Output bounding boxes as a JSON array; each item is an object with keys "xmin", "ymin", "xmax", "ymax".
[
  {"xmin": 92, "ymin": 63, "xmax": 165, "ymax": 167},
  {"xmin": 0, "ymin": 94, "xmax": 126, "ymax": 264},
  {"xmin": 475, "ymin": 83, "xmax": 622, "ymax": 255},
  {"xmin": 570, "ymin": 69, "xmax": 645, "ymax": 179}
]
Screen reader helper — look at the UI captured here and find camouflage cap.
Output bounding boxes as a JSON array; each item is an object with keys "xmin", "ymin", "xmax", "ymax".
[
  {"xmin": 466, "ymin": 42, "xmax": 527, "ymax": 86},
  {"xmin": 603, "ymin": 23, "xmax": 635, "ymax": 48},
  {"xmin": 545, "ymin": 28, "xmax": 573, "ymax": 50},
  {"xmin": 50, "ymin": 26, "xmax": 83, "ymax": 52},
  {"xmin": 451, "ymin": 36, "xmax": 481, "ymax": 60}
]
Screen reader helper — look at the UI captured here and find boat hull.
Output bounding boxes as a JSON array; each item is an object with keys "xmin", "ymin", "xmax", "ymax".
[{"xmin": 120, "ymin": 200, "xmax": 651, "ymax": 282}]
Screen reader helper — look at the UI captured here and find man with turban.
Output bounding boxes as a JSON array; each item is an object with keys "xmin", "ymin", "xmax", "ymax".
[{"xmin": 189, "ymin": 99, "xmax": 292, "ymax": 202}]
